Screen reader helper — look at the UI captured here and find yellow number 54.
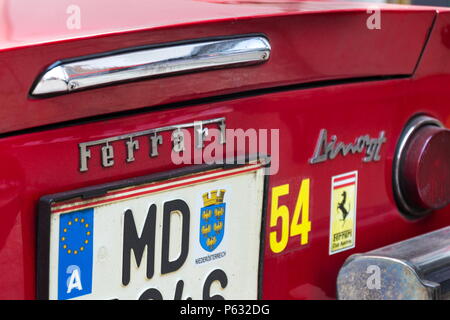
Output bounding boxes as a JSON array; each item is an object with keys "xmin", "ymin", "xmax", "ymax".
[{"xmin": 269, "ymin": 179, "xmax": 311, "ymax": 254}]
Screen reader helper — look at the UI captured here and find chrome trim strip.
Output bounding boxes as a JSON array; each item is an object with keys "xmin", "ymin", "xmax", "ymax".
[
  {"xmin": 31, "ymin": 36, "xmax": 271, "ymax": 96},
  {"xmin": 392, "ymin": 115, "xmax": 443, "ymax": 218}
]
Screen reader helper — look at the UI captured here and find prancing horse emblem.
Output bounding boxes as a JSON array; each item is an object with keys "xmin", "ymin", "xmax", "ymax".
[{"xmin": 337, "ymin": 191, "xmax": 351, "ymax": 226}]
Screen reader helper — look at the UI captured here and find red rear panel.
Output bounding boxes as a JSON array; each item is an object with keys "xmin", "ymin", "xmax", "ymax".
[{"xmin": 0, "ymin": 1, "xmax": 449, "ymax": 299}]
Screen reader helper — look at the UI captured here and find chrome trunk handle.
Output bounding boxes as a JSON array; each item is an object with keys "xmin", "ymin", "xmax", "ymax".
[{"xmin": 31, "ymin": 36, "xmax": 271, "ymax": 96}]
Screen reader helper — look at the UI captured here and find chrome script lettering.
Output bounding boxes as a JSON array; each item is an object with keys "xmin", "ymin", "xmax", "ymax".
[{"xmin": 309, "ymin": 129, "xmax": 386, "ymax": 164}]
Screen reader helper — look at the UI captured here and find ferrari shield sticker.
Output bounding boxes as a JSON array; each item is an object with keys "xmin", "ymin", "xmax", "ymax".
[{"xmin": 329, "ymin": 171, "xmax": 357, "ymax": 255}]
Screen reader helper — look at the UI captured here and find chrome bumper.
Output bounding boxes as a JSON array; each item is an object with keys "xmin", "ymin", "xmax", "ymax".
[{"xmin": 337, "ymin": 226, "xmax": 450, "ymax": 300}]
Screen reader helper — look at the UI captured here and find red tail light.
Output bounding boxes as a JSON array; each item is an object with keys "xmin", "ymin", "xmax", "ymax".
[{"xmin": 393, "ymin": 116, "xmax": 450, "ymax": 218}]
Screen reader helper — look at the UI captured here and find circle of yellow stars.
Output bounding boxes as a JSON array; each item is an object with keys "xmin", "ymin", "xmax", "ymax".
[{"xmin": 61, "ymin": 217, "xmax": 91, "ymax": 255}]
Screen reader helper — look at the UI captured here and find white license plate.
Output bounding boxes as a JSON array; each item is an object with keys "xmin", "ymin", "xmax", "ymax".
[{"xmin": 38, "ymin": 162, "xmax": 266, "ymax": 300}]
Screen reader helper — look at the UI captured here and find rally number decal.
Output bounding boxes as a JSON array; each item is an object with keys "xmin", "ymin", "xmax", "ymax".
[{"xmin": 269, "ymin": 179, "xmax": 311, "ymax": 253}]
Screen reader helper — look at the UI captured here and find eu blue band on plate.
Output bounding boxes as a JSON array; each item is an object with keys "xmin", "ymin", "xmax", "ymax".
[{"xmin": 58, "ymin": 208, "xmax": 94, "ymax": 300}]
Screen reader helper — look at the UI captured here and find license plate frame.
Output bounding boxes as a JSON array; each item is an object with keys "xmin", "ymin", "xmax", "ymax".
[{"xmin": 36, "ymin": 159, "xmax": 269, "ymax": 300}]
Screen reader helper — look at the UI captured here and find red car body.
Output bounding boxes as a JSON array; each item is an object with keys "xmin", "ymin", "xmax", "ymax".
[{"xmin": 0, "ymin": 0, "xmax": 449, "ymax": 299}]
